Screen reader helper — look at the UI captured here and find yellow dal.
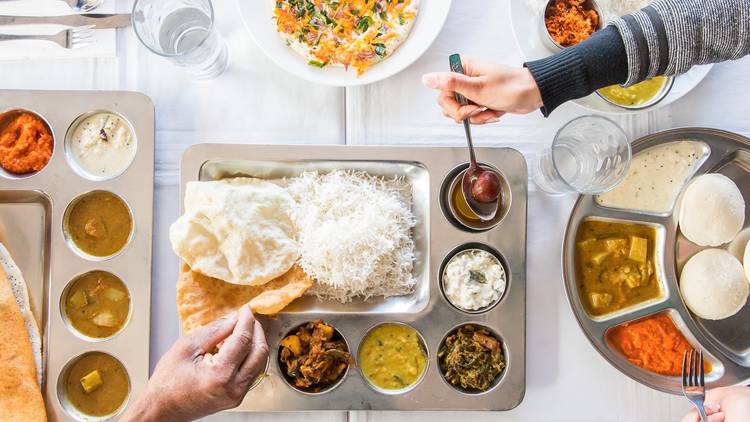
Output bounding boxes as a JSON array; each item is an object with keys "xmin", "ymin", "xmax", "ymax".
[
  {"xmin": 359, "ymin": 324, "xmax": 427, "ymax": 390},
  {"xmin": 598, "ymin": 76, "xmax": 668, "ymax": 107}
]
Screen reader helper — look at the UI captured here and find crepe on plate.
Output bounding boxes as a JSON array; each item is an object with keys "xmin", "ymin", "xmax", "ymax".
[
  {"xmin": 0, "ymin": 243, "xmax": 47, "ymax": 422},
  {"xmin": 177, "ymin": 263, "xmax": 313, "ymax": 334}
]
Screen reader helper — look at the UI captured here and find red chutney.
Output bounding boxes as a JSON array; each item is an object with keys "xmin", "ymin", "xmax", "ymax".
[
  {"xmin": 609, "ymin": 314, "xmax": 711, "ymax": 376},
  {"xmin": 0, "ymin": 113, "xmax": 53, "ymax": 175}
]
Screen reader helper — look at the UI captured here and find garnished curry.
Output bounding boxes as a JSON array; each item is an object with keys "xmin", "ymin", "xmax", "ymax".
[
  {"xmin": 279, "ymin": 320, "xmax": 353, "ymax": 393},
  {"xmin": 65, "ymin": 352, "xmax": 129, "ymax": 417},
  {"xmin": 65, "ymin": 191, "xmax": 133, "ymax": 257},
  {"xmin": 438, "ymin": 325, "xmax": 505, "ymax": 392},
  {"xmin": 64, "ymin": 271, "xmax": 130, "ymax": 339},
  {"xmin": 575, "ymin": 220, "xmax": 662, "ymax": 316},
  {"xmin": 358, "ymin": 323, "xmax": 427, "ymax": 391}
]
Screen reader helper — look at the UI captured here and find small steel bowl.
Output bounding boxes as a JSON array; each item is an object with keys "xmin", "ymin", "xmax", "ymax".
[
  {"xmin": 440, "ymin": 162, "xmax": 512, "ymax": 233},
  {"xmin": 540, "ymin": 0, "xmax": 605, "ymax": 52},
  {"xmin": 595, "ymin": 76, "xmax": 676, "ymax": 111}
]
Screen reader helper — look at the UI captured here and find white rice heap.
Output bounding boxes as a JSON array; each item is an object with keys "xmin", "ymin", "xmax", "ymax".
[
  {"xmin": 287, "ymin": 170, "xmax": 416, "ymax": 303},
  {"xmin": 525, "ymin": 0, "xmax": 652, "ymax": 20}
]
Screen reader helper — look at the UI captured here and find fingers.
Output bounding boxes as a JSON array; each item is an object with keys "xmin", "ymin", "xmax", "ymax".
[
  {"xmin": 470, "ymin": 110, "xmax": 505, "ymax": 125},
  {"xmin": 422, "ymin": 72, "xmax": 484, "ymax": 102},
  {"xmin": 708, "ymin": 412, "xmax": 725, "ymax": 422},
  {"xmin": 216, "ymin": 306, "xmax": 257, "ymax": 368},
  {"xmin": 181, "ymin": 312, "xmax": 239, "ymax": 358},
  {"xmin": 680, "ymin": 404, "xmax": 723, "ymax": 422},
  {"xmin": 237, "ymin": 320, "xmax": 269, "ymax": 384}
]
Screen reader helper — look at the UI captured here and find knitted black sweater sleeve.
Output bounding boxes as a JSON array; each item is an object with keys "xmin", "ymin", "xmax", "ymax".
[{"xmin": 524, "ymin": 26, "xmax": 628, "ymax": 117}]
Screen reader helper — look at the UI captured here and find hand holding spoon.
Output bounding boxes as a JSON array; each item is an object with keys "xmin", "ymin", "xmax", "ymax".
[{"xmin": 449, "ymin": 54, "xmax": 502, "ymax": 221}]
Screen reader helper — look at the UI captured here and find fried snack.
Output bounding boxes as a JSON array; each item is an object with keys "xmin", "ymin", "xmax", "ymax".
[{"xmin": 176, "ymin": 263, "xmax": 313, "ymax": 334}]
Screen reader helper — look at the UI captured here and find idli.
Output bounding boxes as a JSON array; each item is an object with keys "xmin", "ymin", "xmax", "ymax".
[
  {"xmin": 170, "ymin": 178, "xmax": 299, "ymax": 286},
  {"xmin": 729, "ymin": 227, "xmax": 750, "ymax": 262},
  {"xmin": 679, "ymin": 174, "xmax": 745, "ymax": 247},
  {"xmin": 680, "ymin": 249, "xmax": 749, "ymax": 320}
]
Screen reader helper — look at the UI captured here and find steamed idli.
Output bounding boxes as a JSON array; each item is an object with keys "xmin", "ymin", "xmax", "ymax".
[
  {"xmin": 680, "ymin": 249, "xmax": 749, "ymax": 320},
  {"xmin": 679, "ymin": 174, "xmax": 745, "ymax": 247},
  {"xmin": 170, "ymin": 178, "xmax": 299, "ymax": 286}
]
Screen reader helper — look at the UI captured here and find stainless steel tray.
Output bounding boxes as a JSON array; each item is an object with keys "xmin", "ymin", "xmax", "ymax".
[
  {"xmin": 563, "ymin": 128, "xmax": 750, "ymax": 395},
  {"xmin": 180, "ymin": 144, "xmax": 528, "ymax": 411},
  {"xmin": 0, "ymin": 90, "xmax": 154, "ymax": 421}
]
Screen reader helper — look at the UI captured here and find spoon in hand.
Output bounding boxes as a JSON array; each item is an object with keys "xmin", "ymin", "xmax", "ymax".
[{"xmin": 449, "ymin": 54, "xmax": 502, "ymax": 221}]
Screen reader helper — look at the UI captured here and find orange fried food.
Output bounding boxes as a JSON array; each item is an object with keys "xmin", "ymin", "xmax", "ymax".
[
  {"xmin": 545, "ymin": 0, "xmax": 600, "ymax": 47},
  {"xmin": 0, "ymin": 113, "xmax": 53, "ymax": 175},
  {"xmin": 609, "ymin": 314, "xmax": 711, "ymax": 376}
]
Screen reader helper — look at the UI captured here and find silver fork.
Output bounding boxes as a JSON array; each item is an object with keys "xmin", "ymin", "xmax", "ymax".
[
  {"xmin": 0, "ymin": 0, "xmax": 103, "ymax": 12},
  {"xmin": 682, "ymin": 349, "xmax": 708, "ymax": 422},
  {"xmin": 0, "ymin": 25, "xmax": 94, "ymax": 49}
]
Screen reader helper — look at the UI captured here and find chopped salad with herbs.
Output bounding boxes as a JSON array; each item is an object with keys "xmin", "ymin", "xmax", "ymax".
[{"xmin": 274, "ymin": 0, "xmax": 418, "ymax": 75}]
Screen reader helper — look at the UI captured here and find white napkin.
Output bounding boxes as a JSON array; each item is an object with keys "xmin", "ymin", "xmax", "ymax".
[{"xmin": 0, "ymin": 0, "xmax": 117, "ymax": 60}]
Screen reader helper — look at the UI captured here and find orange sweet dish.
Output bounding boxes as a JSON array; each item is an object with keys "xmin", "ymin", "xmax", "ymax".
[
  {"xmin": 609, "ymin": 314, "xmax": 711, "ymax": 376},
  {"xmin": 0, "ymin": 113, "xmax": 53, "ymax": 175}
]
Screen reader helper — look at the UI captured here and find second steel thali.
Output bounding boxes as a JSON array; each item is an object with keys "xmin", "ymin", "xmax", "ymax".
[
  {"xmin": 180, "ymin": 144, "xmax": 528, "ymax": 411},
  {"xmin": 563, "ymin": 128, "xmax": 750, "ymax": 394}
]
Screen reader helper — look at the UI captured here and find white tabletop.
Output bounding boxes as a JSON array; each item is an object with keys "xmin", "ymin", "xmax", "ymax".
[{"xmin": 4, "ymin": 0, "xmax": 750, "ymax": 421}]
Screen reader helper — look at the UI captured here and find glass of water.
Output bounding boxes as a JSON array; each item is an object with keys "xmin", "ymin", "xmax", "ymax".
[
  {"xmin": 132, "ymin": 0, "xmax": 228, "ymax": 79},
  {"xmin": 534, "ymin": 115, "xmax": 631, "ymax": 195}
]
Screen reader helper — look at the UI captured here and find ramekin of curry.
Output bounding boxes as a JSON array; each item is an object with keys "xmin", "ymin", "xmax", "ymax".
[{"xmin": 575, "ymin": 220, "xmax": 663, "ymax": 317}]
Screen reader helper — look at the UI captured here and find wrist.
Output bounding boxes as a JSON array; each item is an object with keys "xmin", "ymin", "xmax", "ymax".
[
  {"xmin": 519, "ymin": 68, "xmax": 544, "ymax": 111},
  {"xmin": 120, "ymin": 389, "xmax": 182, "ymax": 422}
]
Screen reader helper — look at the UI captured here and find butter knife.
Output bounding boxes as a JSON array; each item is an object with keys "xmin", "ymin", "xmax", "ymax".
[{"xmin": 0, "ymin": 13, "xmax": 131, "ymax": 28}]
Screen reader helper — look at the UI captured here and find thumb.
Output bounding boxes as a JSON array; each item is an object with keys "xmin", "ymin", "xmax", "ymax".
[
  {"xmin": 182, "ymin": 312, "xmax": 239, "ymax": 357},
  {"xmin": 422, "ymin": 72, "xmax": 483, "ymax": 99}
]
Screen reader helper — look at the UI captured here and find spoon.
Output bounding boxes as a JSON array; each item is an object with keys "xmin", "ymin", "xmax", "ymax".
[{"xmin": 449, "ymin": 54, "xmax": 502, "ymax": 222}]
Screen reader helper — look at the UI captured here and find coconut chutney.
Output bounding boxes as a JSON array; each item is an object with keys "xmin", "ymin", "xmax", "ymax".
[
  {"xmin": 596, "ymin": 141, "xmax": 706, "ymax": 213},
  {"xmin": 69, "ymin": 112, "xmax": 136, "ymax": 179},
  {"xmin": 442, "ymin": 249, "xmax": 506, "ymax": 311}
]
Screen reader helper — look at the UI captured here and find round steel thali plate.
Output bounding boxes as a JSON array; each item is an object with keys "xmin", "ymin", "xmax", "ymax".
[{"xmin": 563, "ymin": 128, "xmax": 750, "ymax": 394}]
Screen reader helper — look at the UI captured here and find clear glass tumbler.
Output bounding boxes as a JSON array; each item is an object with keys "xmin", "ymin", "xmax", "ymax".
[
  {"xmin": 132, "ymin": 0, "xmax": 228, "ymax": 79},
  {"xmin": 533, "ymin": 115, "xmax": 631, "ymax": 195}
]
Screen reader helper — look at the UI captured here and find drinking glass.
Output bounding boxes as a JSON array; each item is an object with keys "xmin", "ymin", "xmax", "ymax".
[
  {"xmin": 533, "ymin": 115, "xmax": 631, "ymax": 195},
  {"xmin": 132, "ymin": 0, "xmax": 228, "ymax": 79}
]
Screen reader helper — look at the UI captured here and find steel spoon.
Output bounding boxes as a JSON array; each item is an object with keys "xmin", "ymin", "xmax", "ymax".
[{"xmin": 449, "ymin": 54, "xmax": 501, "ymax": 222}]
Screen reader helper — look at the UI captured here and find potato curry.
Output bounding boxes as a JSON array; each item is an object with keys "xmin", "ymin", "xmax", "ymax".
[{"xmin": 575, "ymin": 220, "xmax": 662, "ymax": 316}]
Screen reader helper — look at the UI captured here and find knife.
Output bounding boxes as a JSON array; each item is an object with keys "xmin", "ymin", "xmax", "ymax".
[{"xmin": 0, "ymin": 13, "xmax": 131, "ymax": 28}]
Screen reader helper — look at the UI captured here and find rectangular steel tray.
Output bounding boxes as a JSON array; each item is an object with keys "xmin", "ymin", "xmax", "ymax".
[
  {"xmin": 180, "ymin": 144, "xmax": 528, "ymax": 411},
  {"xmin": 0, "ymin": 90, "xmax": 154, "ymax": 421}
]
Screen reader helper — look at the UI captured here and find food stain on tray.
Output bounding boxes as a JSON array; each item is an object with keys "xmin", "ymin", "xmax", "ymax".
[
  {"xmin": 279, "ymin": 320, "xmax": 353, "ymax": 393},
  {"xmin": 575, "ymin": 220, "xmax": 662, "ymax": 316},
  {"xmin": 63, "ymin": 271, "xmax": 130, "ymax": 339},
  {"xmin": 359, "ymin": 323, "xmax": 427, "ymax": 392},
  {"xmin": 65, "ymin": 191, "xmax": 133, "ymax": 258},
  {"xmin": 0, "ymin": 111, "xmax": 53, "ymax": 175},
  {"xmin": 596, "ymin": 141, "xmax": 707, "ymax": 214},
  {"xmin": 608, "ymin": 313, "xmax": 711, "ymax": 376}
]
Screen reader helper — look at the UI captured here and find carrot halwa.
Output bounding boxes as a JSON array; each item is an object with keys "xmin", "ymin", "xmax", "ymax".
[
  {"xmin": 545, "ymin": 0, "xmax": 600, "ymax": 47},
  {"xmin": 0, "ymin": 112, "xmax": 53, "ymax": 174},
  {"xmin": 609, "ymin": 314, "xmax": 711, "ymax": 376}
]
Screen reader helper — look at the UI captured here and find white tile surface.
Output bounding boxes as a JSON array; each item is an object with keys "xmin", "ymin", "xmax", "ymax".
[{"xmin": 3, "ymin": 0, "xmax": 749, "ymax": 420}]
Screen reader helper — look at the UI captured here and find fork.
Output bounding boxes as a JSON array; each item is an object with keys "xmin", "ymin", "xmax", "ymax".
[
  {"xmin": 0, "ymin": 0, "xmax": 103, "ymax": 12},
  {"xmin": 0, "ymin": 25, "xmax": 94, "ymax": 49},
  {"xmin": 682, "ymin": 349, "xmax": 708, "ymax": 422}
]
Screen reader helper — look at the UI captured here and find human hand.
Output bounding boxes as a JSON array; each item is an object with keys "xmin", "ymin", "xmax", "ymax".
[
  {"xmin": 120, "ymin": 306, "xmax": 269, "ymax": 422},
  {"xmin": 421, "ymin": 56, "xmax": 543, "ymax": 124},
  {"xmin": 680, "ymin": 386, "xmax": 750, "ymax": 422}
]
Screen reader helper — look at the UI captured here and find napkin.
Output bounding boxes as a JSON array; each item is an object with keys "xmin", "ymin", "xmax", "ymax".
[{"xmin": 0, "ymin": 0, "xmax": 117, "ymax": 60}]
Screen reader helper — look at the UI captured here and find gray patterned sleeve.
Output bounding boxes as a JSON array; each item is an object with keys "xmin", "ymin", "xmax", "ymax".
[{"xmin": 611, "ymin": 0, "xmax": 750, "ymax": 86}]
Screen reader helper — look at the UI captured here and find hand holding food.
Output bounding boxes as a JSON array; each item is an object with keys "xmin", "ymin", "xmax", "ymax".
[
  {"xmin": 120, "ymin": 306, "xmax": 268, "ymax": 422},
  {"xmin": 422, "ymin": 58, "xmax": 543, "ymax": 124}
]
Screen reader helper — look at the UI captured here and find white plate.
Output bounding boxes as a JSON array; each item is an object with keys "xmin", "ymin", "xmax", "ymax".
[
  {"xmin": 507, "ymin": 1, "xmax": 712, "ymax": 114},
  {"xmin": 237, "ymin": 0, "xmax": 452, "ymax": 87}
]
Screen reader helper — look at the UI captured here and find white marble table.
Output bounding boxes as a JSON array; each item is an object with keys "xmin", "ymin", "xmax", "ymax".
[{"xmin": 4, "ymin": 0, "xmax": 750, "ymax": 421}]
